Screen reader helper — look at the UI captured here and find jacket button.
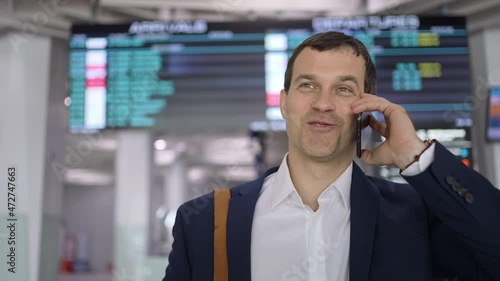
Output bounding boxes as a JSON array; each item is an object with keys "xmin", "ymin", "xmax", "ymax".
[
  {"xmin": 458, "ymin": 188, "xmax": 468, "ymax": 196},
  {"xmin": 452, "ymin": 182, "xmax": 462, "ymax": 192},
  {"xmin": 446, "ymin": 175, "xmax": 456, "ymax": 185},
  {"xmin": 465, "ymin": 193, "xmax": 474, "ymax": 203}
]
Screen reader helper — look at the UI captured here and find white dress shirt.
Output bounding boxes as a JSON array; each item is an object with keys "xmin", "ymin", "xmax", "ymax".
[
  {"xmin": 251, "ymin": 155, "xmax": 352, "ymax": 281},
  {"xmin": 250, "ymin": 144, "xmax": 435, "ymax": 281}
]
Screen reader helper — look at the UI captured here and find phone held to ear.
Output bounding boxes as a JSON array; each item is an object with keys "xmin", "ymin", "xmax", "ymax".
[{"xmin": 356, "ymin": 112, "xmax": 372, "ymax": 158}]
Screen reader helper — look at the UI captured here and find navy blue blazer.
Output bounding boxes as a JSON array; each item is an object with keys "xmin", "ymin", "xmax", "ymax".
[{"xmin": 163, "ymin": 142, "xmax": 500, "ymax": 281}]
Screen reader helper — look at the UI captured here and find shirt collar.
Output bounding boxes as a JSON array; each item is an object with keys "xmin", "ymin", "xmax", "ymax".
[
  {"xmin": 333, "ymin": 162, "xmax": 352, "ymax": 211},
  {"xmin": 269, "ymin": 154, "xmax": 297, "ymax": 210},
  {"xmin": 269, "ymin": 153, "xmax": 352, "ymax": 211}
]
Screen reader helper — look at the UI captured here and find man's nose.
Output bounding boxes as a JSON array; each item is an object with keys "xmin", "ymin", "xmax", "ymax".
[{"xmin": 311, "ymin": 90, "xmax": 336, "ymax": 112}]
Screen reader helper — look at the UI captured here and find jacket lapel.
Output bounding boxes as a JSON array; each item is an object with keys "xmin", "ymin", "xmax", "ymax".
[
  {"xmin": 226, "ymin": 167, "xmax": 278, "ymax": 281},
  {"xmin": 349, "ymin": 163, "xmax": 380, "ymax": 281}
]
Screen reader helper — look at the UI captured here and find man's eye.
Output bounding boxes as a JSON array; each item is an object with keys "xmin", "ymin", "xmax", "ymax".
[
  {"xmin": 336, "ymin": 87, "xmax": 356, "ymax": 95},
  {"xmin": 338, "ymin": 87, "xmax": 352, "ymax": 92},
  {"xmin": 299, "ymin": 83, "xmax": 315, "ymax": 89}
]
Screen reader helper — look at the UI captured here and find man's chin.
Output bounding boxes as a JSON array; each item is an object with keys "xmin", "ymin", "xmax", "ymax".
[
  {"xmin": 303, "ymin": 145, "xmax": 355, "ymax": 163},
  {"xmin": 303, "ymin": 149, "xmax": 338, "ymax": 162}
]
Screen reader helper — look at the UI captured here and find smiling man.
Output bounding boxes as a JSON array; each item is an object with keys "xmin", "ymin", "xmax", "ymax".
[
  {"xmin": 281, "ymin": 46, "xmax": 368, "ymax": 212},
  {"xmin": 163, "ymin": 32, "xmax": 500, "ymax": 281}
]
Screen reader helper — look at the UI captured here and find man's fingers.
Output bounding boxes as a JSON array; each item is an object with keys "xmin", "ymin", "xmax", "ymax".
[
  {"xmin": 368, "ymin": 115, "xmax": 387, "ymax": 137},
  {"xmin": 361, "ymin": 147, "xmax": 394, "ymax": 166},
  {"xmin": 361, "ymin": 149, "xmax": 385, "ymax": 166},
  {"xmin": 360, "ymin": 149, "xmax": 375, "ymax": 165}
]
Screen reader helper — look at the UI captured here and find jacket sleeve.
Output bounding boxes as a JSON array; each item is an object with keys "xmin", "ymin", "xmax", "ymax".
[
  {"xmin": 163, "ymin": 205, "xmax": 192, "ymax": 281},
  {"xmin": 403, "ymin": 141, "xmax": 500, "ymax": 281}
]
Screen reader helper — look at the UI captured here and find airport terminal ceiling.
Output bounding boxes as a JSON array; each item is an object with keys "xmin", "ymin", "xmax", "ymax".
[{"xmin": 2, "ymin": 0, "xmax": 500, "ymax": 37}]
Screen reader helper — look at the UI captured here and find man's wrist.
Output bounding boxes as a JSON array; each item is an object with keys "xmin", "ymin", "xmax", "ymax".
[{"xmin": 397, "ymin": 139, "xmax": 434, "ymax": 170}]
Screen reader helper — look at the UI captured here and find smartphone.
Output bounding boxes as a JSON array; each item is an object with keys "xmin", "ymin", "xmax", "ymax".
[{"xmin": 356, "ymin": 112, "xmax": 372, "ymax": 158}]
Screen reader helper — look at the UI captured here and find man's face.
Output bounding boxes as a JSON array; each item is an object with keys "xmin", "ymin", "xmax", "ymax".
[{"xmin": 280, "ymin": 47, "xmax": 366, "ymax": 162}]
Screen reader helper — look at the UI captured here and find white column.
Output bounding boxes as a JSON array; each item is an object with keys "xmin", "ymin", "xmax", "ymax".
[
  {"xmin": 114, "ymin": 130, "xmax": 153, "ymax": 281},
  {"xmin": 164, "ymin": 155, "xmax": 188, "ymax": 211},
  {"xmin": 0, "ymin": 34, "xmax": 52, "ymax": 281},
  {"xmin": 469, "ymin": 27, "xmax": 500, "ymax": 187},
  {"xmin": 39, "ymin": 38, "xmax": 68, "ymax": 281},
  {"xmin": 162, "ymin": 154, "xmax": 189, "ymax": 255}
]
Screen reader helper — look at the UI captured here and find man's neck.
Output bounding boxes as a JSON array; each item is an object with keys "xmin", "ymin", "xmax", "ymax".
[{"xmin": 286, "ymin": 150, "xmax": 352, "ymax": 211}]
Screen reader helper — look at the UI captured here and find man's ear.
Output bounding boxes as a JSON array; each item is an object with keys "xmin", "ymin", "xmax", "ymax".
[{"xmin": 279, "ymin": 89, "xmax": 287, "ymax": 120}]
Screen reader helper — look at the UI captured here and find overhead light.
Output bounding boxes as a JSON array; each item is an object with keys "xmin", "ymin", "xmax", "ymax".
[
  {"xmin": 64, "ymin": 169, "xmax": 113, "ymax": 186},
  {"xmin": 154, "ymin": 139, "xmax": 167, "ymax": 150}
]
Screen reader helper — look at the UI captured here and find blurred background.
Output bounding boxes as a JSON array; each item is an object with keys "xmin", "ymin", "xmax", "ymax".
[{"xmin": 1, "ymin": 0, "xmax": 500, "ymax": 280}]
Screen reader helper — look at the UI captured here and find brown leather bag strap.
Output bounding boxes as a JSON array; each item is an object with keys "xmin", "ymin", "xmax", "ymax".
[{"xmin": 214, "ymin": 189, "xmax": 231, "ymax": 281}]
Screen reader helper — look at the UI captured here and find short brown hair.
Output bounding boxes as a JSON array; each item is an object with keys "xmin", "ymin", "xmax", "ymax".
[{"xmin": 283, "ymin": 31, "xmax": 376, "ymax": 94}]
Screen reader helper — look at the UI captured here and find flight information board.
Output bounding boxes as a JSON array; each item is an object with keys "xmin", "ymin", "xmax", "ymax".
[
  {"xmin": 69, "ymin": 20, "xmax": 310, "ymax": 133},
  {"xmin": 68, "ymin": 16, "xmax": 472, "ymax": 133},
  {"xmin": 263, "ymin": 16, "xmax": 472, "ymax": 131}
]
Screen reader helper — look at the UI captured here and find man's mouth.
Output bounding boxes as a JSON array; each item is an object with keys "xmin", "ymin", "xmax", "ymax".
[{"xmin": 308, "ymin": 120, "xmax": 334, "ymax": 126}]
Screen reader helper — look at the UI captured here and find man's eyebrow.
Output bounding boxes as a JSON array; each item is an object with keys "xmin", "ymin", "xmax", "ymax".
[
  {"xmin": 294, "ymin": 74, "xmax": 317, "ymax": 83},
  {"xmin": 339, "ymin": 75, "xmax": 360, "ymax": 86},
  {"xmin": 293, "ymin": 74, "xmax": 361, "ymax": 87}
]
